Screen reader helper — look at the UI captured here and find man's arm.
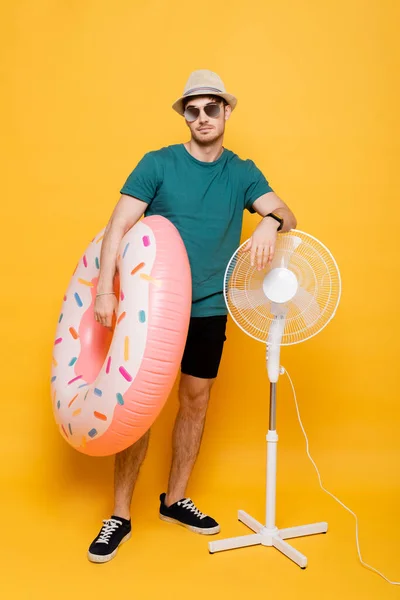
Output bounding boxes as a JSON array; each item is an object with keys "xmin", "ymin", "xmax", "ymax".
[
  {"xmin": 94, "ymin": 194, "xmax": 148, "ymax": 329},
  {"xmin": 97, "ymin": 194, "xmax": 148, "ymax": 294},
  {"xmin": 244, "ymin": 192, "xmax": 298, "ymax": 270},
  {"xmin": 250, "ymin": 191, "xmax": 297, "ymax": 232}
]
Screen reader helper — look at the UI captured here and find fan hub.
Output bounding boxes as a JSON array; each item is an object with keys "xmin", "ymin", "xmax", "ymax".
[{"xmin": 262, "ymin": 267, "xmax": 298, "ymax": 304}]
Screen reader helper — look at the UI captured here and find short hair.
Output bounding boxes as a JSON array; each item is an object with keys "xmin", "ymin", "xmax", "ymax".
[{"xmin": 182, "ymin": 94, "xmax": 228, "ymax": 112}]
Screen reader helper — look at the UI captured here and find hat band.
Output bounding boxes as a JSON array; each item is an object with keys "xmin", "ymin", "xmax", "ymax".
[{"xmin": 183, "ymin": 86, "xmax": 223, "ymax": 96}]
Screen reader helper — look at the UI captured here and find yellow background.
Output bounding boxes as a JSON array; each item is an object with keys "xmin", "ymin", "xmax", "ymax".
[{"xmin": 1, "ymin": 1, "xmax": 399, "ymax": 598}]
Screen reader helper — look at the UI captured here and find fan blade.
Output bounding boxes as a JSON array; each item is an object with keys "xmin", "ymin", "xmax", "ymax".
[
  {"xmin": 270, "ymin": 302, "xmax": 288, "ymax": 317},
  {"xmin": 291, "ymin": 286, "xmax": 321, "ymax": 326},
  {"xmin": 228, "ymin": 287, "xmax": 270, "ymax": 310},
  {"xmin": 269, "ymin": 235, "xmax": 302, "ymax": 270}
]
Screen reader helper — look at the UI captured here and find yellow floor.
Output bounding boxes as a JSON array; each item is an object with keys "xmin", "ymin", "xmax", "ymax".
[
  {"xmin": 2, "ymin": 440, "xmax": 399, "ymax": 599},
  {"xmin": 2, "ymin": 348, "xmax": 400, "ymax": 599}
]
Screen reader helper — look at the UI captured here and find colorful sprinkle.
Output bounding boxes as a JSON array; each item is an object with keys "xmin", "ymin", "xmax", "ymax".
[
  {"xmin": 57, "ymin": 400, "xmax": 61, "ymax": 409},
  {"xmin": 74, "ymin": 293, "xmax": 83, "ymax": 307},
  {"xmin": 58, "ymin": 313, "xmax": 63, "ymax": 323},
  {"xmin": 84, "ymin": 390, "xmax": 89, "ymax": 400},
  {"xmin": 83, "ymin": 255, "xmax": 88, "ymax": 268},
  {"xmin": 81, "ymin": 436, "xmax": 86, "ymax": 447},
  {"xmin": 124, "ymin": 337, "xmax": 129, "ymax": 361},
  {"xmin": 94, "ymin": 411, "xmax": 107, "ymax": 421},
  {"xmin": 96, "ymin": 235, "xmax": 104, "ymax": 244},
  {"xmin": 68, "ymin": 375, "xmax": 82, "ymax": 385},
  {"xmin": 78, "ymin": 278, "xmax": 93, "ymax": 287},
  {"xmin": 61, "ymin": 424, "xmax": 68, "ymax": 437},
  {"xmin": 95, "ymin": 257, "xmax": 100, "ymax": 269},
  {"xmin": 68, "ymin": 394, "xmax": 79, "ymax": 408},
  {"xmin": 68, "ymin": 357, "xmax": 77, "ymax": 366},
  {"xmin": 131, "ymin": 262, "xmax": 145, "ymax": 276},
  {"xmin": 140, "ymin": 273, "xmax": 162, "ymax": 287},
  {"xmin": 51, "ymin": 376, "xmax": 56, "ymax": 383},
  {"xmin": 138, "ymin": 310, "xmax": 146, "ymax": 323},
  {"xmin": 94, "ymin": 388, "xmax": 102, "ymax": 397},
  {"xmin": 68, "ymin": 423, "xmax": 73, "ymax": 435},
  {"xmin": 106, "ymin": 356, "xmax": 112, "ymax": 374},
  {"xmin": 120, "ymin": 290, "xmax": 125, "ymax": 301},
  {"xmin": 116, "ymin": 393, "xmax": 124, "ymax": 405},
  {"xmin": 142, "ymin": 236, "xmax": 151, "ymax": 247},
  {"xmin": 119, "ymin": 366, "xmax": 132, "ymax": 382},
  {"xmin": 79, "ymin": 383, "xmax": 89, "ymax": 388},
  {"xmin": 52, "ymin": 356, "xmax": 58, "ymax": 367},
  {"xmin": 69, "ymin": 327, "xmax": 79, "ymax": 339},
  {"xmin": 123, "ymin": 243, "xmax": 130, "ymax": 258},
  {"xmin": 117, "ymin": 312, "xmax": 126, "ymax": 324},
  {"xmin": 64, "ymin": 295, "xmax": 67, "ymax": 301},
  {"xmin": 88, "ymin": 428, "xmax": 98, "ymax": 438},
  {"xmin": 73, "ymin": 408, "xmax": 81, "ymax": 417},
  {"xmin": 54, "ymin": 337, "xmax": 62, "ymax": 345},
  {"xmin": 73, "ymin": 263, "xmax": 78, "ymax": 275}
]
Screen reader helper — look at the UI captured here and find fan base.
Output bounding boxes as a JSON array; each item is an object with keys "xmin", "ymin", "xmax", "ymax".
[{"xmin": 208, "ymin": 511, "xmax": 328, "ymax": 568}]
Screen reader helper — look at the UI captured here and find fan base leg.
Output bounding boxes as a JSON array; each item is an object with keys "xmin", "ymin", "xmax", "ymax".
[{"xmin": 208, "ymin": 510, "xmax": 328, "ymax": 569}]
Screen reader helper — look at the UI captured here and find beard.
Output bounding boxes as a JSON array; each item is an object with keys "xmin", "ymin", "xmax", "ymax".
[{"xmin": 192, "ymin": 128, "xmax": 223, "ymax": 146}]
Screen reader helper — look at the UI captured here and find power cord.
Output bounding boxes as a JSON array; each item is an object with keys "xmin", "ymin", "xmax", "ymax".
[{"xmin": 282, "ymin": 366, "xmax": 400, "ymax": 586}]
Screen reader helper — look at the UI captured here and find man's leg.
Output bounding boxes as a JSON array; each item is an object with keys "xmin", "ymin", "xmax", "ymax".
[
  {"xmin": 159, "ymin": 372, "xmax": 220, "ymax": 534},
  {"xmin": 113, "ymin": 429, "xmax": 150, "ymax": 519},
  {"xmin": 165, "ymin": 374, "xmax": 214, "ymax": 506},
  {"xmin": 88, "ymin": 430, "xmax": 149, "ymax": 563}
]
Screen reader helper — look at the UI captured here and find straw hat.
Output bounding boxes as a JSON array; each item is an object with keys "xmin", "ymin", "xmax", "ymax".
[{"xmin": 172, "ymin": 69, "xmax": 237, "ymax": 116}]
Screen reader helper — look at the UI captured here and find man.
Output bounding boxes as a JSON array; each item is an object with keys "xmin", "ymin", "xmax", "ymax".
[{"xmin": 88, "ymin": 69, "xmax": 297, "ymax": 563}]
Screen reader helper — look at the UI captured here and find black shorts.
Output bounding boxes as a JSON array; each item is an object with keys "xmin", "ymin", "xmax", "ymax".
[{"xmin": 181, "ymin": 315, "xmax": 228, "ymax": 379}]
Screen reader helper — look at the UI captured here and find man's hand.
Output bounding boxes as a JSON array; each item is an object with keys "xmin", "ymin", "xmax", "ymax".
[
  {"xmin": 243, "ymin": 217, "xmax": 280, "ymax": 270},
  {"xmin": 94, "ymin": 293, "xmax": 118, "ymax": 330}
]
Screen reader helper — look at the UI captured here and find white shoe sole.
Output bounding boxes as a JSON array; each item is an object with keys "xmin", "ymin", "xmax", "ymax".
[
  {"xmin": 159, "ymin": 514, "xmax": 220, "ymax": 535},
  {"xmin": 87, "ymin": 531, "xmax": 132, "ymax": 563}
]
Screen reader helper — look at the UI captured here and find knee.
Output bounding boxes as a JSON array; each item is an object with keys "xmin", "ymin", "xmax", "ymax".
[{"xmin": 179, "ymin": 378, "xmax": 214, "ymax": 416}]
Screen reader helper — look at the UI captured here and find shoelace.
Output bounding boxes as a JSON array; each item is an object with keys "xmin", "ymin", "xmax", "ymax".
[
  {"xmin": 97, "ymin": 518, "xmax": 123, "ymax": 544},
  {"xmin": 177, "ymin": 498, "xmax": 207, "ymax": 520}
]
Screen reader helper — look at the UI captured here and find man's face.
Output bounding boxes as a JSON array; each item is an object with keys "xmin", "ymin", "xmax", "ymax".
[{"xmin": 184, "ymin": 96, "xmax": 231, "ymax": 145}]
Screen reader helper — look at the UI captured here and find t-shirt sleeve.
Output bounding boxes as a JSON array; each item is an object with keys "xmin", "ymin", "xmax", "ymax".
[
  {"xmin": 243, "ymin": 159, "xmax": 274, "ymax": 213},
  {"xmin": 120, "ymin": 151, "xmax": 161, "ymax": 204}
]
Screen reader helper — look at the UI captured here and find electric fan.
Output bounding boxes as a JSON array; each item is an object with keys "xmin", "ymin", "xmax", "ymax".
[{"xmin": 208, "ymin": 230, "xmax": 341, "ymax": 569}]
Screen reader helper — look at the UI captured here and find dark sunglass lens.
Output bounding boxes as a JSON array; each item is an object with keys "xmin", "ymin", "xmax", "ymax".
[
  {"xmin": 204, "ymin": 104, "xmax": 221, "ymax": 118},
  {"xmin": 184, "ymin": 107, "xmax": 200, "ymax": 122}
]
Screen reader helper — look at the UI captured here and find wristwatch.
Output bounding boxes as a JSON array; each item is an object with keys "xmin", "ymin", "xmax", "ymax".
[{"xmin": 264, "ymin": 212, "xmax": 284, "ymax": 231}]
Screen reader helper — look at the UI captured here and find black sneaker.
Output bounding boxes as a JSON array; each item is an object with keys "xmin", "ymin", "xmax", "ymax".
[
  {"xmin": 159, "ymin": 493, "xmax": 220, "ymax": 535},
  {"xmin": 88, "ymin": 516, "xmax": 131, "ymax": 563}
]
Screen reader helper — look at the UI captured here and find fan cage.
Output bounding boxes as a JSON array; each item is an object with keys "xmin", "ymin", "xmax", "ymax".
[{"xmin": 224, "ymin": 229, "xmax": 341, "ymax": 345}]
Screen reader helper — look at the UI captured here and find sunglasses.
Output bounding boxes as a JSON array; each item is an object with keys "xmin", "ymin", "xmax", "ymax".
[{"xmin": 183, "ymin": 102, "xmax": 222, "ymax": 122}]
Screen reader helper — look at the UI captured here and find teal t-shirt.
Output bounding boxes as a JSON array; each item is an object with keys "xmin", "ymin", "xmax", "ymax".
[{"xmin": 120, "ymin": 143, "xmax": 273, "ymax": 317}]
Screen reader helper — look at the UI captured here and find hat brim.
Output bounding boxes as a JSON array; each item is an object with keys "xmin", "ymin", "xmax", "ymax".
[{"xmin": 172, "ymin": 91, "xmax": 237, "ymax": 116}]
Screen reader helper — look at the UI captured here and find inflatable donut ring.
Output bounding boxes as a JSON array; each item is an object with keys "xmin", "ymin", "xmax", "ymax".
[{"xmin": 51, "ymin": 215, "xmax": 192, "ymax": 456}]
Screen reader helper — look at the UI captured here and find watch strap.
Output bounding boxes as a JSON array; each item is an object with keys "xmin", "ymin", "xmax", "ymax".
[{"xmin": 264, "ymin": 212, "xmax": 283, "ymax": 231}]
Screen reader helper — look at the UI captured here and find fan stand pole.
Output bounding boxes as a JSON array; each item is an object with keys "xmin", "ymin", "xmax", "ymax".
[{"xmin": 208, "ymin": 378, "xmax": 328, "ymax": 569}]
